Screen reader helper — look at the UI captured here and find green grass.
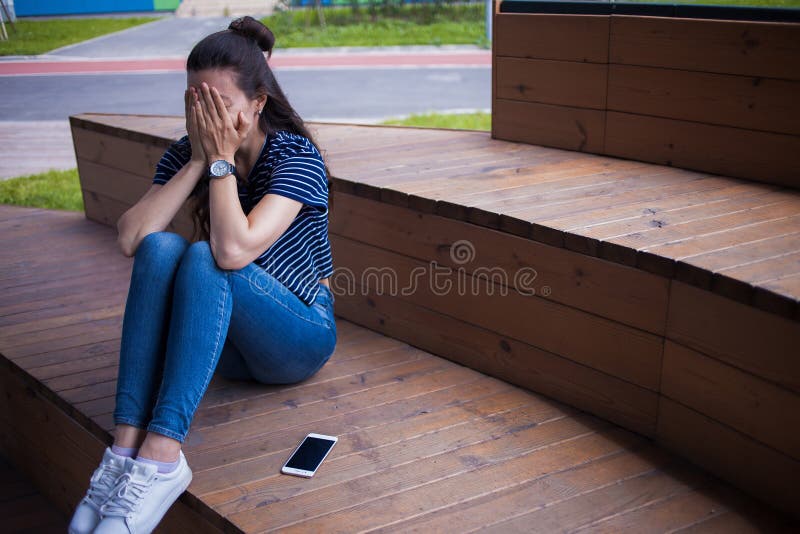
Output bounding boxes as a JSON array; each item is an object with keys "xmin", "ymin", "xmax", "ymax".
[
  {"xmin": 263, "ymin": 4, "xmax": 488, "ymax": 48},
  {"xmin": 381, "ymin": 111, "xmax": 491, "ymax": 131},
  {"xmin": 0, "ymin": 16, "xmax": 160, "ymax": 56},
  {"xmin": 0, "ymin": 169, "xmax": 83, "ymax": 211}
]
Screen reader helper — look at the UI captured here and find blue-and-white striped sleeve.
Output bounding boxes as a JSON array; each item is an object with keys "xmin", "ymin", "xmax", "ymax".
[
  {"xmin": 265, "ymin": 151, "xmax": 328, "ymax": 210},
  {"xmin": 153, "ymin": 136, "xmax": 191, "ymax": 186}
]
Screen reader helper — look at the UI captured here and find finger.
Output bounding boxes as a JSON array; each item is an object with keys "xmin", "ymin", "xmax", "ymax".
[
  {"xmin": 236, "ymin": 111, "xmax": 250, "ymax": 138},
  {"xmin": 200, "ymin": 82, "xmax": 220, "ymax": 124},
  {"xmin": 193, "ymin": 99, "xmax": 207, "ymax": 133},
  {"xmin": 210, "ymin": 87, "xmax": 230, "ymax": 126}
]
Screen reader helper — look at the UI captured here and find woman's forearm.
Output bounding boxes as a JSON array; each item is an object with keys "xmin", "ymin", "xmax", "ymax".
[
  {"xmin": 208, "ymin": 171, "xmax": 250, "ymax": 269},
  {"xmin": 117, "ymin": 159, "xmax": 206, "ymax": 257}
]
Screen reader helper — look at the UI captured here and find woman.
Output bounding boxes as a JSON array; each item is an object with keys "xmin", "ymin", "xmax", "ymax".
[{"xmin": 69, "ymin": 16, "xmax": 337, "ymax": 534}]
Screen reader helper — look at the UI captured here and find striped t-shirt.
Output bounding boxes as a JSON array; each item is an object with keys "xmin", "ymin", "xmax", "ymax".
[{"xmin": 152, "ymin": 130, "xmax": 334, "ymax": 307}]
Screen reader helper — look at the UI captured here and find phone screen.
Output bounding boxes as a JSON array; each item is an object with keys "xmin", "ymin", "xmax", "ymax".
[{"xmin": 285, "ymin": 436, "xmax": 336, "ymax": 472}]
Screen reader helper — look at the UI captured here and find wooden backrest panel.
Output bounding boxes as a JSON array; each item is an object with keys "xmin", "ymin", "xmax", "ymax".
[{"xmin": 492, "ymin": 1, "xmax": 800, "ymax": 188}]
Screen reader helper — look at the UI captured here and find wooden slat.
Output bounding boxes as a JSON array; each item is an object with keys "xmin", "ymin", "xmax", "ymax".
[
  {"xmin": 70, "ymin": 126, "xmax": 164, "ymax": 178},
  {"xmin": 656, "ymin": 397, "xmax": 800, "ymax": 521},
  {"xmin": 609, "ymin": 15, "xmax": 800, "ymax": 80},
  {"xmin": 496, "ymin": 56, "xmax": 607, "ymax": 109},
  {"xmin": 493, "ymin": 98, "xmax": 606, "ymax": 152},
  {"xmin": 494, "ymin": 13, "xmax": 610, "ymax": 62},
  {"xmin": 607, "ymin": 64, "xmax": 800, "ymax": 136},
  {"xmin": 665, "ymin": 280, "xmax": 800, "ymax": 393},
  {"xmin": 604, "ymin": 111, "xmax": 800, "ymax": 188},
  {"xmin": 661, "ymin": 340, "xmax": 800, "ymax": 460}
]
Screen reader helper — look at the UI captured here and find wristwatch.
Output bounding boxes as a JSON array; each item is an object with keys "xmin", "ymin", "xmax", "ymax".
[{"xmin": 208, "ymin": 159, "xmax": 237, "ymax": 179}]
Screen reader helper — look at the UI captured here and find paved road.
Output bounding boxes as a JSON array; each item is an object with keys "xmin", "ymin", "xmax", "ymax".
[{"xmin": 0, "ymin": 66, "xmax": 489, "ymax": 122}]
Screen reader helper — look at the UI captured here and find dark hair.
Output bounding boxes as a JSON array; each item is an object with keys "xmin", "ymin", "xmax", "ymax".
[{"xmin": 185, "ymin": 15, "xmax": 333, "ymax": 242}]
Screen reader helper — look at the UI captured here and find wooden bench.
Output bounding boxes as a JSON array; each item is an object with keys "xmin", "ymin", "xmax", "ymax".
[
  {"xmin": 0, "ymin": 189, "xmax": 795, "ymax": 531},
  {"xmin": 6, "ymin": 106, "xmax": 787, "ymax": 531}
]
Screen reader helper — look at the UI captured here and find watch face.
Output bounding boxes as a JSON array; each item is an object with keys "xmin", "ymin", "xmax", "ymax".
[{"xmin": 210, "ymin": 160, "xmax": 231, "ymax": 177}]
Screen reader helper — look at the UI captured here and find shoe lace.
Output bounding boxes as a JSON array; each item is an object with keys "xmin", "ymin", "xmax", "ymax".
[
  {"xmin": 100, "ymin": 472, "xmax": 154, "ymax": 518},
  {"xmin": 85, "ymin": 464, "xmax": 123, "ymax": 509}
]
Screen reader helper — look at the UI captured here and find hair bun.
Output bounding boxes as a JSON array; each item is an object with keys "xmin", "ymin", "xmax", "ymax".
[{"xmin": 229, "ymin": 16, "xmax": 275, "ymax": 58}]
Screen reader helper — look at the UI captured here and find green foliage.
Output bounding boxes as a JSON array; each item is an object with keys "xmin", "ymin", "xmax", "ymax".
[
  {"xmin": 263, "ymin": 3, "xmax": 486, "ymax": 48},
  {"xmin": 0, "ymin": 17, "xmax": 160, "ymax": 56},
  {"xmin": 0, "ymin": 168, "xmax": 84, "ymax": 212}
]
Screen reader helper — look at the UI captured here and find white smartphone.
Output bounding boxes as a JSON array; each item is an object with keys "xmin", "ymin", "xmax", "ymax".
[{"xmin": 280, "ymin": 433, "xmax": 338, "ymax": 478}]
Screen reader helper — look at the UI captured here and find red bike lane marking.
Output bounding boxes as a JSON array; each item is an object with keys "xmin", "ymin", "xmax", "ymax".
[{"xmin": 0, "ymin": 52, "xmax": 491, "ymax": 76}]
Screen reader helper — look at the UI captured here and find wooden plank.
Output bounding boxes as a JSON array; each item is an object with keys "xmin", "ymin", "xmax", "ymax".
[
  {"xmin": 673, "ymin": 229, "xmax": 800, "ymax": 289},
  {"xmin": 69, "ymin": 113, "xmax": 184, "ymax": 147},
  {"xmin": 494, "ymin": 98, "xmax": 606, "ymax": 153},
  {"xmin": 661, "ymin": 340, "xmax": 800, "ymax": 460},
  {"xmin": 82, "ymin": 188, "xmax": 195, "ymax": 239},
  {"xmin": 605, "ymin": 111, "xmax": 800, "ymax": 189},
  {"xmin": 392, "ymin": 472, "xmax": 791, "ymax": 533},
  {"xmin": 494, "ymin": 13, "xmax": 610, "ymax": 62},
  {"xmin": 606, "ymin": 199, "xmax": 800, "ymax": 280},
  {"xmin": 273, "ymin": 428, "xmax": 647, "ymax": 533},
  {"xmin": 77, "ymin": 157, "xmax": 156, "ymax": 206},
  {"xmin": 665, "ymin": 281, "xmax": 800, "ymax": 392},
  {"xmin": 330, "ymin": 192, "xmax": 669, "ymax": 336},
  {"xmin": 578, "ymin": 188, "xmax": 797, "ymax": 245},
  {"xmin": 392, "ymin": 150, "xmax": 641, "ymax": 202},
  {"xmin": 496, "ymin": 56, "xmax": 607, "ymax": 109},
  {"xmin": 331, "ymin": 232, "xmax": 664, "ymax": 394},
  {"xmin": 71, "ymin": 125, "xmax": 165, "ymax": 179},
  {"xmin": 333, "ymin": 274, "xmax": 659, "ymax": 437},
  {"xmin": 228, "ymin": 425, "xmax": 636, "ymax": 531},
  {"xmin": 656, "ymin": 397, "xmax": 800, "ymax": 520},
  {"xmin": 382, "ymin": 444, "xmax": 657, "ymax": 532},
  {"xmin": 192, "ymin": 384, "xmax": 530, "ymax": 497},
  {"xmin": 208, "ymin": 390, "xmax": 585, "ymax": 519},
  {"xmin": 481, "ymin": 458, "xmax": 712, "ymax": 532},
  {"xmin": 607, "ymin": 64, "xmax": 800, "ymax": 136},
  {"xmin": 609, "ymin": 15, "xmax": 800, "ymax": 80}
]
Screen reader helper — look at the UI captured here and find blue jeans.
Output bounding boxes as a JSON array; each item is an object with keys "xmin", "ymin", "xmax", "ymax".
[{"xmin": 112, "ymin": 231, "xmax": 337, "ymax": 444}]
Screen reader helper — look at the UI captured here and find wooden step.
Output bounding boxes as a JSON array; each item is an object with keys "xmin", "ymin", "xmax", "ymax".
[{"xmin": 0, "ymin": 204, "xmax": 794, "ymax": 531}]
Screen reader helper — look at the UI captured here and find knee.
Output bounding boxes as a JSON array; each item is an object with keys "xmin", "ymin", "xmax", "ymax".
[
  {"xmin": 177, "ymin": 240, "xmax": 228, "ymax": 275},
  {"xmin": 181, "ymin": 240, "xmax": 214, "ymax": 266},
  {"xmin": 135, "ymin": 231, "xmax": 189, "ymax": 265}
]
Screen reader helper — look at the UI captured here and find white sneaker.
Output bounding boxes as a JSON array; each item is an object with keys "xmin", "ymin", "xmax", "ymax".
[
  {"xmin": 93, "ymin": 450, "xmax": 193, "ymax": 534},
  {"xmin": 68, "ymin": 446, "xmax": 129, "ymax": 534}
]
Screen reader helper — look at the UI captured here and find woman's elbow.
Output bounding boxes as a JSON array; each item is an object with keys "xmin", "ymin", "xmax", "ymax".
[
  {"xmin": 116, "ymin": 215, "xmax": 137, "ymax": 257},
  {"xmin": 212, "ymin": 244, "xmax": 247, "ymax": 270}
]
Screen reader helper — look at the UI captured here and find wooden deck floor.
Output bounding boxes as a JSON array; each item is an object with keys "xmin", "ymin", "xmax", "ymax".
[{"xmin": 0, "ymin": 204, "xmax": 795, "ymax": 532}]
